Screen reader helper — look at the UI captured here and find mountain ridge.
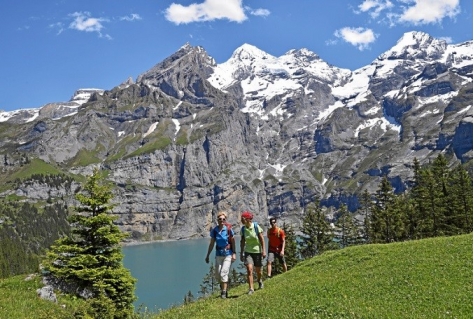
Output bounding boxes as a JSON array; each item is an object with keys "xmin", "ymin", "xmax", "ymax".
[
  {"xmin": 0, "ymin": 31, "xmax": 470, "ymax": 121},
  {"xmin": 0, "ymin": 30, "xmax": 471, "ymax": 241}
]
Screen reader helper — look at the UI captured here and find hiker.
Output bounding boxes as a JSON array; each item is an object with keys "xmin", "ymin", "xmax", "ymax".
[
  {"xmin": 240, "ymin": 211, "xmax": 266, "ymax": 295},
  {"xmin": 267, "ymin": 216, "xmax": 287, "ymax": 277},
  {"xmin": 205, "ymin": 211, "xmax": 236, "ymax": 299}
]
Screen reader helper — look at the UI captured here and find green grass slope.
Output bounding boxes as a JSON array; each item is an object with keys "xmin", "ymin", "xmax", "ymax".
[
  {"xmin": 155, "ymin": 234, "xmax": 472, "ymax": 319},
  {"xmin": 0, "ymin": 234, "xmax": 471, "ymax": 319}
]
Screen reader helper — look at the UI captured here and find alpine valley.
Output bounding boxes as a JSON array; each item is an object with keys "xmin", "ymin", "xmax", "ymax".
[{"xmin": 0, "ymin": 31, "xmax": 472, "ymax": 241}]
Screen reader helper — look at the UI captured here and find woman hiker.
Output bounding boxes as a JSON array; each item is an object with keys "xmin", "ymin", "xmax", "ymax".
[
  {"xmin": 205, "ymin": 211, "xmax": 236, "ymax": 299},
  {"xmin": 240, "ymin": 211, "xmax": 266, "ymax": 295}
]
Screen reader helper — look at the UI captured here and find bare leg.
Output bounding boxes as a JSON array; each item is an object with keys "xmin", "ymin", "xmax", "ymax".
[
  {"xmin": 255, "ymin": 266, "xmax": 262, "ymax": 282},
  {"xmin": 246, "ymin": 264, "xmax": 254, "ymax": 291},
  {"xmin": 267, "ymin": 261, "xmax": 272, "ymax": 277}
]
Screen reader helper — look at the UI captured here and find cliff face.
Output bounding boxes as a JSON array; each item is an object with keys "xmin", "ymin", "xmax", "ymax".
[{"xmin": 0, "ymin": 32, "xmax": 472, "ymax": 241}]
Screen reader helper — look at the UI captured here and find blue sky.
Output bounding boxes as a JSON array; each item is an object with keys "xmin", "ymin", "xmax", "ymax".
[{"xmin": 1, "ymin": 0, "xmax": 472, "ymax": 112}]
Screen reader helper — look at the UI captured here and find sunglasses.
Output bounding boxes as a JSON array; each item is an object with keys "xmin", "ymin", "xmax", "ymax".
[
  {"xmin": 270, "ymin": 221, "xmax": 276, "ymax": 224},
  {"xmin": 217, "ymin": 217, "xmax": 226, "ymax": 221}
]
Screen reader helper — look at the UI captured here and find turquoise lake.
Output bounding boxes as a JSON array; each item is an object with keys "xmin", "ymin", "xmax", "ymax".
[
  {"xmin": 122, "ymin": 237, "xmax": 212, "ymax": 312},
  {"xmin": 123, "ymin": 235, "xmax": 268, "ymax": 312}
]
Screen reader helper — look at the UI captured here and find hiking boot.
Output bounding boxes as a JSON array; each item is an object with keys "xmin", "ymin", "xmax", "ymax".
[
  {"xmin": 258, "ymin": 281, "xmax": 264, "ymax": 289},
  {"xmin": 248, "ymin": 289, "xmax": 254, "ymax": 295},
  {"xmin": 221, "ymin": 290, "xmax": 227, "ymax": 299}
]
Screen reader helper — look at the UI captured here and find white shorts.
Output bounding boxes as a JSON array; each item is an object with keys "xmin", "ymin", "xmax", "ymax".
[{"xmin": 215, "ymin": 255, "xmax": 232, "ymax": 283}]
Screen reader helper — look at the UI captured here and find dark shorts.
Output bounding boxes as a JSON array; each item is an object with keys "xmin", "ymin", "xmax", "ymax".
[
  {"xmin": 244, "ymin": 252, "xmax": 263, "ymax": 267},
  {"xmin": 268, "ymin": 251, "xmax": 286, "ymax": 264}
]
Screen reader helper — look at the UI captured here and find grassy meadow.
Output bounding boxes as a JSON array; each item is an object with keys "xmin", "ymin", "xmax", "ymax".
[{"xmin": 0, "ymin": 233, "xmax": 471, "ymax": 319}]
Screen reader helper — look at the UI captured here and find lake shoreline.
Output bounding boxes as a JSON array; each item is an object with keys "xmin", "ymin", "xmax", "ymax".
[
  {"xmin": 121, "ymin": 233, "xmax": 245, "ymax": 247},
  {"xmin": 121, "ymin": 236, "xmax": 207, "ymax": 247}
]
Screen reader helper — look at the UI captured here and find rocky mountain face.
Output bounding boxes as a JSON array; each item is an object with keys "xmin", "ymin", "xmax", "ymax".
[{"xmin": 0, "ymin": 32, "xmax": 472, "ymax": 241}]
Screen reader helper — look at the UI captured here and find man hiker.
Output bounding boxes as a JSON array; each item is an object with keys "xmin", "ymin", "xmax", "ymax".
[
  {"xmin": 205, "ymin": 211, "xmax": 236, "ymax": 299},
  {"xmin": 267, "ymin": 216, "xmax": 287, "ymax": 277},
  {"xmin": 240, "ymin": 211, "xmax": 266, "ymax": 295}
]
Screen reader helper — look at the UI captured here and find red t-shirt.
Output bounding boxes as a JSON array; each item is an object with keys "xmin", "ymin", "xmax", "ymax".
[{"xmin": 267, "ymin": 227, "xmax": 285, "ymax": 253}]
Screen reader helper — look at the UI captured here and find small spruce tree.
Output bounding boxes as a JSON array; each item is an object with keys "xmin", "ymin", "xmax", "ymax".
[
  {"xmin": 43, "ymin": 168, "xmax": 136, "ymax": 319},
  {"xmin": 198, "ymin": 263, "xmax": 217, "ymax": 298},
  {"xmin": 183, "ymin": 290, "xmax": 194, "ymax": 304}
]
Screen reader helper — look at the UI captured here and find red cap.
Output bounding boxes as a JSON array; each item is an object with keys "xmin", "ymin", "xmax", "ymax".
[{"xmin": 241, "ymin": 211, "xmax": 253, "ymax": 220}]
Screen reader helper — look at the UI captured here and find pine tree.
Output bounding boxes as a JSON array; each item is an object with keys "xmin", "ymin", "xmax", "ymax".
[
  {"xmin": 419, "ymin": 165, "xmax": 445, "ymax": 237},
  {"xmin": 229, "ymin": 267, "xmax": 246, "ymax": 289},
  {"xmin": 183, "ymin": 290, "xmax": 194, "ymax": 304},
  {"xmin": 281, "ymin": 222, "xmax": 299, "ymax": 271},
  {"xmin": 408, "ymin": 158, "xmax": 426, "ymax": 239},
  {"xmin": 359, "ymin": 189, "xmax": 373, "ymax": 243},
  {"xmin": 334, "ymin": 204, "xmax": 360, "ymax": 248},
  {"xmin": 447, "ymin": 165, "xmax": 473, "ymax": 233},
  {"xmin": 43, "ymin": 168, "xmax": 136, "ymax": 319},
  {"xmin": 401, "ymin": 195, "xmax": 418, "ymax": 240},
  {"xmin": 199, "ymin": 263, "xmax": 217, "ymax": 298},
  {"xmin": 299, "ymin": 199, "xmax": 334, "ymax": 258},
  {"xmin": 371, "ymin": 177, "xmax": 405, "ymax": 243},
  {"xmin": 431, "ymin": 154, "xmax": 451, "ymax": 235}
]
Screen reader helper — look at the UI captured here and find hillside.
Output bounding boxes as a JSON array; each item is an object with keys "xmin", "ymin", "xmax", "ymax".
[
  {"xmin": 153, "ymin": 234, "xmax": 472, "ymax": 319},
  {"xmin": 2, "ymin": 234, "xmax": 470, "ymax": 318}
]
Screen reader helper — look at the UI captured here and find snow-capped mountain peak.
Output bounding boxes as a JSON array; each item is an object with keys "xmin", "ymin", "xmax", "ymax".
[
  {"xmin": 209, "ymin": 43, "xmax": 351, "ymax": 117},
  {"xmin": 179, "ymin": 42, "xmax": 193, "ymax": 51},
  {"xmin": 0, "ymin": 88, "xmax": 103, "ymax": 123},
  {"xmin": 70, "ymin": 88, "xmax": 105, "ymax": 104},
  {"xmin": 378, "ymin": 31, "xmax": 447, "ymax": 61},
  {"xmin": 285, "ymin": 48, "xmax": 319, "ymax": 62},
  {"xmin": 230, "ymin": 43, "xmax": 274, "ymax": 61}
]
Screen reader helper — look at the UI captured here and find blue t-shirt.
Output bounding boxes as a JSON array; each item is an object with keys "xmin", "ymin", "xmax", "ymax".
[{"xmin": 210, "ymin": 225, "xmax": 234, "ymax": 256}]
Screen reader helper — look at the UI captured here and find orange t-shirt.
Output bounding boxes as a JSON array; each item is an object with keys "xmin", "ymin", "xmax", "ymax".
[{"xmin": 267, "ymin": 227, "xmax": 285, "ymax": 253}]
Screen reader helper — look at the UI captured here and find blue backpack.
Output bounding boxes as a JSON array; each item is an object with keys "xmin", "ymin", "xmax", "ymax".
[{"xmin": 240, "ymin": 222, "xmax": 260, "ymax": 238}]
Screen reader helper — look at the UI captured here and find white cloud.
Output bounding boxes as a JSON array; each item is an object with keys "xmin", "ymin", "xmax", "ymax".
[
  {"xmin": 18, "ymin": 25, "xmax": 31, "ymax": 31},
  {"xmin": 334, "ymin": 27, "xmax": 377, "ymax": 50},
  {"xmin": 68, "ymin": 12, "xmax": 112, "ymax": 39},
  {"xmin": 355, "ymin": 0, "xmax": 460, "ymax": 26},
  {"xmin": 165, "ymin": 0, "xmax": 247, "ymax": 24},
  {"xmin": 325, "ymin": 38, "xmax": 339, "ymax": 46},
  {"xmin": 49, "ymin": 22, "xmax": 64, "ymax": 35},
  {"xmin": 69, "ymin": 12, "xmax": 107, "ymax": 33},
  {"xmin": 246, "ymin": 7, "xmax": 271, "ymax": 17},
  {"xmin": 357, "ymin": 0, "xmax": 394, "ymax": 18},
  {"xmin": 120, "ymin": 14, "xmax": 142, "ymax": 22},
  {"xmin": 398, "ymin": 0, "xmax": 460, "ymax": 24}
]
